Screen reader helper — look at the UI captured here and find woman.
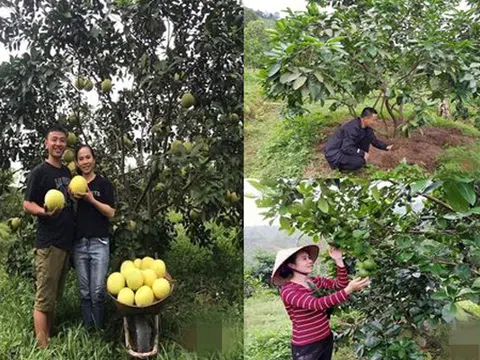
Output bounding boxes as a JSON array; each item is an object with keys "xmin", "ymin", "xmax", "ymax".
[
  {"xmin": 271, "ymin": 244, "xmax": 370, "ymax": 360},
  {"xmin": 71, "ymin": 145, "xmax": 115, "ymax": 330}
]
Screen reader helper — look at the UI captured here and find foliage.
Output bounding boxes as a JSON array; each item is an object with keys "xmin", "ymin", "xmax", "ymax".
[
  {"xmin": 244, "ymin": 20, "xmax": 270, "ymax": 69},
  {"xmin": 253, "ymin": 177, "xmax": 480, "ymax": 359},
  {"xmin": 262, "ymin": 0, "xmax": 480, "ymax": 136}
]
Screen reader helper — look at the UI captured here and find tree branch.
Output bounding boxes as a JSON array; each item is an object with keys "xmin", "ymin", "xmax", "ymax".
[{"xmin": 422, "ymin": 194, "xmax": 454, "ymax": 212}]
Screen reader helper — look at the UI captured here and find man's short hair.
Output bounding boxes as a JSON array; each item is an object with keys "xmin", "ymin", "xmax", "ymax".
[
  {"xmin": 361, "ymin": 107, "xmax": 378, "ymax": 118},
  {"xmin": 46, "ymin": 125, "xmax": 68, "ymax": 139}
]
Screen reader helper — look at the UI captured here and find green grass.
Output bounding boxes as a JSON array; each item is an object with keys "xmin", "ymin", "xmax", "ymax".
[
  {"xmin": 0, "ymin": 265, "xmax": 242, "ymax": 359},
  {"xmin": 244, "ymin": 289, "xmax": 358, "ymax": 360}
]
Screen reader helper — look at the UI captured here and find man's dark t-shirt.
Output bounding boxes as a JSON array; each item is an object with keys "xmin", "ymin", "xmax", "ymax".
[
  {"xmin": 76, "ymin": 174, "xmax": 115, "ymax": 240},
  {"xmin": 24, "ymin": 162, "xmax": 75, "ymax": 251}
]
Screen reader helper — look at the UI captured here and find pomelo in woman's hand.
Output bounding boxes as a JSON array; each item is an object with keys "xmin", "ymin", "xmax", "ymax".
[
  {"xmin": 357, "ymin": 269, "xmax": 370, "ymax": 278},
  {"xmin": 107, "ymin": 272, "xmax": 125, "ymax": 295},
  {"xmin": 70, "ymin": 175, "xmax": 88, "ymax": 197}
]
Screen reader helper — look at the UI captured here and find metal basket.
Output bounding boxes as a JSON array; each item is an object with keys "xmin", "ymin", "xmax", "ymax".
[{"xmin": 108, "ymin": 273, "xmax": 174, "ymax": 316}]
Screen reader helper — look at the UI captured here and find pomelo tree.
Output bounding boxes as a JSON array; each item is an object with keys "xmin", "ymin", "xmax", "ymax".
[
  {"xmin": 262, "ymin": 0, "xmax": 480, "ymax": 136},
  {"xmin": 0, "ymin": 0, "xmax": 243, "ymax": 274},
  {"xmin": 253, "ymin": 176, "xmax": 480, "ymax": 358}
]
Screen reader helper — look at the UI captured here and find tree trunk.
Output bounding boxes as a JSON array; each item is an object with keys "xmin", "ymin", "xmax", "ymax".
[
  {"xmin": 438, "ymin": 99, "xmax": 450, "ymax": 118},
  {"xmin": 385, "ymin": 97, "xmax": 398, "ymax": 137}
]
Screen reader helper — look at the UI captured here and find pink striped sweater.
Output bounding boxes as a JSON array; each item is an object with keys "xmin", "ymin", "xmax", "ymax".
[{"xmin": 280, "ymin": 265, "xmax": 350, "ymax": 346}]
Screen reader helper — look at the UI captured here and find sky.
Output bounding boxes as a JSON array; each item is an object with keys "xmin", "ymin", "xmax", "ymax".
[{"xmin": 243, "ymin": 0, "xmax": 307, "ymax": 15}]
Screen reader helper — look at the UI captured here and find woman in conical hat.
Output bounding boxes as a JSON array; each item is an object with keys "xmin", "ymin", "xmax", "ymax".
[{"xmin": 271, "ymin": 244, "xmax": 370, "ymax": 360}]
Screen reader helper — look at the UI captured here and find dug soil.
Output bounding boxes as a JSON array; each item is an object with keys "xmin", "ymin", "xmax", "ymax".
[{"xmin": 304, "ymin": 126, "xmax": 476, "ymax": 177}]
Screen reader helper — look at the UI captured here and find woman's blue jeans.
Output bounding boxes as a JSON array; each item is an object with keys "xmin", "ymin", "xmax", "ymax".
[{"xmin": 73, "ymin": 237, "xmax": 110, "ymax": 329}]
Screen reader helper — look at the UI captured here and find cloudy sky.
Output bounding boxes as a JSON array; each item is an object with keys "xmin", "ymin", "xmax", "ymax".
[{"xmin": 243, "ymin": 0, "xmax": 307, "ymax": 15}]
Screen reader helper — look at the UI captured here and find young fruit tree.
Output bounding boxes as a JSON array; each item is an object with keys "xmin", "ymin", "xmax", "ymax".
[
  {"xmin": 262, "ymin": 0, "xmax": 480, "ymax": 136},
  {"xmin": 253, "ymin": 177, "xmax": 480, "ymax": 359}
]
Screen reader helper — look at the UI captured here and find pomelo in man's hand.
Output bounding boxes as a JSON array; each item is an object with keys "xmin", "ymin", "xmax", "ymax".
[
  {"xmin": 107, "ymin": 272, "xmax": 125, "ymax": 295},
  {"xmin": 44, "ymin": 190, "xmax": 65, "ymax": 212}
]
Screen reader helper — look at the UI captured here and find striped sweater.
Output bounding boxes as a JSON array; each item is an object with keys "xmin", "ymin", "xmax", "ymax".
[{"xmin": 280, "ymin": 265, "xmax": 350, "ymax": 346}]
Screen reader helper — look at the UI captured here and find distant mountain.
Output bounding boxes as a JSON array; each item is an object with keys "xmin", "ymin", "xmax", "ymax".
[
  {"xmin": 244, "ymin": 6, "xmax": 280, "ymax": 27},
  {"xmin": 245, "ymin": 225, "xmax": 323, "ymax": 265}
]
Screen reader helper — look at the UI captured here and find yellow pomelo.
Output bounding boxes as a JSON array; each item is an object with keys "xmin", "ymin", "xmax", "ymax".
[
  {"xmin": 107, "ymin": 272, "xmax": 125, "ymax": 295},
  {"xmin": 125, "ymin": 269, "xmax": 144, "ymax": 290},
  {"xmin": 152, "ymin": 259, "xmax": 166, "ymax": 278},
  {"xmin": 142, "ymin": 269, "xmax": 157, "ymax": 287},
  {"xmin": 152, "ymin": 278, "xmax": 170, "ymax": 300},
  {"xmin": 120, "ymin": 260, "xmax": 136, "ymax": 277},
  {"xmin": 133, "ymin": 258, "xmax": 142, "ymax": 268},
  {"xmin": 44, "ymin": 189, "xmax": 65, "ymax": 212},
  {"xmin": 63, "ymin": 148, "xmax": 75, "ymax": 163},
  {"xmin": 141, "ymin": 256, "xmax": 155, "ymax": 270},
  {"xmin": 117, "ymin": 287, "xmax": 135, "ymax": 305},
  {"xmin": 67, "ymin": 132, "xmax": 77, "ymax": 146},
  {"xmin": 135, "ymin": 285, "xmax": 154, "ymax": 307},
  {"xmin": 70, "ymin": 175, "xmax": 88, "ymax": 197}
]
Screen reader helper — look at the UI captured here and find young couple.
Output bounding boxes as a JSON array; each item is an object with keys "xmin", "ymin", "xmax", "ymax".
[{"xmin": 23, "ymin": 125, "xmax": 115, "ymax": 348}]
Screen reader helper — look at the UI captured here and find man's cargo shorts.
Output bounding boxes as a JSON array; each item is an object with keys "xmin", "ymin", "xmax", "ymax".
[{"xmin": 34, "ymin": 246, "xmax": 69, "ymax": 313}]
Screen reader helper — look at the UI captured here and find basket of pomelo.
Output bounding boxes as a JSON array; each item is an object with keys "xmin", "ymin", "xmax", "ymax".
[{"xmin": 107, "ymin": 256, "xmax": 174, "ymax": 316}]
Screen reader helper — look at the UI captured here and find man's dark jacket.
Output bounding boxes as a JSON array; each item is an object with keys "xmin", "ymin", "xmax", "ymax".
[{"xmin": 324, "ymin": 118, "xmax": 388, "ymax": 166}]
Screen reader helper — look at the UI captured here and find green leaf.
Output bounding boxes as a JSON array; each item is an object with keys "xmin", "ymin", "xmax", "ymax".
[
  {"xmin": 443, "ymin": 181, "xmax": 471, "ymax": 212},
  {"xmin": 318, "ymin": 197, "xmax": 329, "ymax": 213},
  {"xmin": 441, "ymin": 303, "xmax": 456, "ymax": 323},
  {"xmin": 372, "ymin": 186, "xmax": 381, "ymax": 203},
  {"xmin": 313, "ymin": 71, "xmax": 324, "ymax": 82},
  {"xmin": 268, "ymin": 63, "xmax": 281, "ymax": 77},
  {"xmin": 410, "ymin": 180, "xmax": 429, "ymax": 194},
  {"xmin": 279, "ymin": 216, "xmax": 291, "ymax": 230},
  {"xmin": 473, "ymin": 278, "xmax": 480, "ymax": 288},
  {"xmin": 470, "ymin": 207, "xmax": 480, "ymax": 214},
  {"xmin": 280, "ymin": 72, "xmax": 300, "ymax": 84},
  {"xmin": 293, "ymin": 76, "xmax": 307, "ymax": 90}
]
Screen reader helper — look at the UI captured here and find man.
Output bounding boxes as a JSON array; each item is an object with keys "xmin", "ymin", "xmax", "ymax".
[
  {"xmin": 324, "ymin": 107, "xmax": 392, "ymax": 171},
  {"xmin": 23, "ymin": 125, "xmax": 74, "ymax": 348}
]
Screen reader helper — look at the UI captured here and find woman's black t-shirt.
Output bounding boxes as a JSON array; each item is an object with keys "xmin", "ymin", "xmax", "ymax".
[{"xmin": 75, "ymin": 174, "xmax": 115, "ymax": 240}]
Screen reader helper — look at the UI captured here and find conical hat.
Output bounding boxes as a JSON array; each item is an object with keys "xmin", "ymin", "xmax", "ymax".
[{"xmin": 270, "ymin": 244, "xmax": 319, "ymax": 286}]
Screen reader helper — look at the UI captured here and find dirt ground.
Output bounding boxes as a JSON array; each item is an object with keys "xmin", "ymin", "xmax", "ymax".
[{"xmin": 304, "ymin": 126, "xmax": 476, "ymax": 177}]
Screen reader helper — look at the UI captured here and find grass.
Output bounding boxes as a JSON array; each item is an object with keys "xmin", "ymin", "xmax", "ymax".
[
  {"xmin": 0, "ymin": 267, "xmax": 243, "ymax": 359},
  {"xmin": 244, "ymin": 289, "xmax": 358, "ymax": 360},
  {"xmin": 0, "ymin": 221, "xmax": 243, "ymax": 360},
  {"xmin": 244, "ymin": 68, "xmax": 480, "ymax": 180}
]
